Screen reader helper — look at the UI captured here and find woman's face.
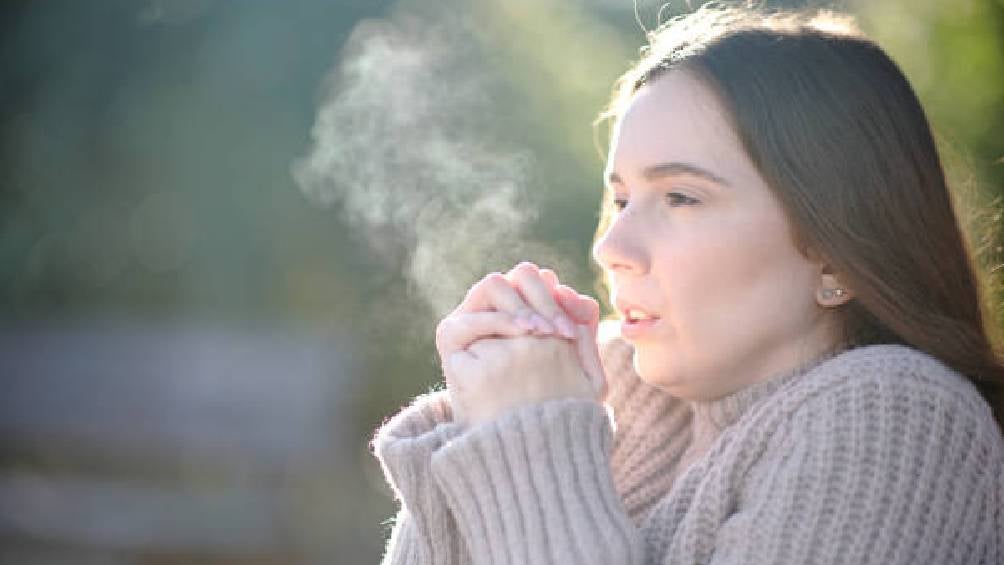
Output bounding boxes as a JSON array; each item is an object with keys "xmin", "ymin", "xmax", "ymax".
[{"xmin": 593, "ymin": 70, "xmax": 838, "ymax": 400}]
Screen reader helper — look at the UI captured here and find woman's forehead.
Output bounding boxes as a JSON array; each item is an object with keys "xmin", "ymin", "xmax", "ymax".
[{"xmin": 610, "ymin": 74, "xmax": 749, "ymax": 182}]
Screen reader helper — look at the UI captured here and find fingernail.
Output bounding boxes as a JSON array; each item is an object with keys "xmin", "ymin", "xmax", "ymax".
[{"xmin": 554, "ymin": 316, "xmax": 577, "ymax": 339}]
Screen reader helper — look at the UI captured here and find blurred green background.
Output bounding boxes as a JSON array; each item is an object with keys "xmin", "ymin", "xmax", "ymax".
[{"xmin": 1, "ymin": 0, "xmax": 1001, "ymax": 563}]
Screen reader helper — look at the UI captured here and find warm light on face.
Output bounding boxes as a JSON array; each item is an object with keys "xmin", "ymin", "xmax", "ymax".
[{"xmin": 593, "ymin": 71, "xmax": 834, "ymax": 401}]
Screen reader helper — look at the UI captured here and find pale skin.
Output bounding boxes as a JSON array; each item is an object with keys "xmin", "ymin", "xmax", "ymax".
[
  {"xmin": 437, "ymin": 70, "xmax": 854, "ymax": 426},
  {"xmin": 435, "ymin": 263, "xmax": 605, "ymax": 426}
]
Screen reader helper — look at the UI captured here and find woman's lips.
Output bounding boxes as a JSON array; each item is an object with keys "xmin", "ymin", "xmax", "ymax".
[
  {"xmin": 615, "ymin": 300, "xmax": 661, "ymax": 340},
  {"xmin": 620, "ymin": 314, "xmax": 661, "ymax": 340}
]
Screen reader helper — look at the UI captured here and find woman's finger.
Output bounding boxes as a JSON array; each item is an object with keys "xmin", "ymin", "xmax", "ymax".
[
  {"xmin": 555, "ymin": 285, "xmax": 600, "ymax": 328},
  {"xmin": 506, "ymin": 262, "xmax": 576, "ymax": 338},
  {"xmin": 457, "ymin": 272, "xmax": 535, "ymax": 319},
  {"xmin": 436, "ymin": 311, "xmax": 532, "ymax": 360},
  {"xmin": 539, "ymin": 268, "xmax": 559, "ymax": 289},
  {"xmin": 575, "ymin": 322, "xmax": 608, "ymax": 400}
]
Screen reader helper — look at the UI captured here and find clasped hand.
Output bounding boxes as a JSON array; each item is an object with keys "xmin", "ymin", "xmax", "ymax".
[{"xmin": 435, "ymin": 262, "xmax": 607, "ymax": 427}]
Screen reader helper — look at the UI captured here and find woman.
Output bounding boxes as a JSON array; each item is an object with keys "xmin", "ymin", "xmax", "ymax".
[{"xmin": 372, "ymin": 5, "xmax": 1004, "ymax": 564}]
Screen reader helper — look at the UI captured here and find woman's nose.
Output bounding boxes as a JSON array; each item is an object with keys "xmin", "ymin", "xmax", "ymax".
[{"xmin": 592, "ymin": 215, "xmax": 648, "ymax": 276}]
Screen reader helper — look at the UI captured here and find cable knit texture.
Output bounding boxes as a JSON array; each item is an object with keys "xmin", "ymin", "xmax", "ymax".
[{"xmin": 371, "ymin": 331, "xmax": 1004, "ymax": 564}]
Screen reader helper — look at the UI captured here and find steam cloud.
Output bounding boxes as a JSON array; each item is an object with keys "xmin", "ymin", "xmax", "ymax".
[{"xmin": 294, "ymin": 4, "xmax": 568, "ymax": 317}]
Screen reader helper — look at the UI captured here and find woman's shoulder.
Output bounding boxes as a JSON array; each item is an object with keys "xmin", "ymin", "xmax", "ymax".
[
  {"xmin": 780, "ymin": 343, "xmax": 1003, "ymax": 453},
  {"xmin": 801, "ymin": 343, "xmax": 991, "ymax": 413}
]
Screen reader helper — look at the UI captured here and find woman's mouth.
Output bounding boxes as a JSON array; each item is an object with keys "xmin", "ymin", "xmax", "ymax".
[
  {"xmin": 625, "ymin": 309, "xmax": 652, "ymax": 323},
  {"xmin": 619, "ymin": 305, "xmax": 661, "ymax": 340}
]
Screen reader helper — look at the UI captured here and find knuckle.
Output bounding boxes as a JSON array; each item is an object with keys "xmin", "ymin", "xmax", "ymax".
[
  {"xmin": 435, "ymin": 317, "xmax": 454, "ymax": 341},
  {"xmin": 509, "ymin": 262, "xmax": 537, "ymax": 281},
  {"xmin": 479, "ymin": 273, "xmax": 508, "ymax": 296},
  {"xmin": 462, "ymin": 290, "xmax": 474, "ymax": 304},
  {"xmin": 463, "ymin": 286, "xmax": 477, "ymax": 302},
  {"xmin": 483, "ymin": 272, "xmax": 506, "ymax": 286},
  {"xmin": 467, "ymin": 272, "xmax": 501, "ymax": 295},
  {"xmin": 501, "ymin": 264, "xmax": 526, "ymax": 283}
]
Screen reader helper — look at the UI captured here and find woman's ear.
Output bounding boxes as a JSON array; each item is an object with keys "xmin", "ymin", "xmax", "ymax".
[{"xmin": 815, "ymin": 264, "xmax": 853, "ymax": 307}]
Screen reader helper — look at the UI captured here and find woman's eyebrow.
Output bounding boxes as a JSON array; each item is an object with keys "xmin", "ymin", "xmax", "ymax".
[{"xmin": 607, "ymin": 162, "xmax": 731, "ymax": 187}]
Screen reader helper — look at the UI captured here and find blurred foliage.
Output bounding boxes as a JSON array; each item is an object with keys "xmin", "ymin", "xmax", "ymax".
[{"xmin": 0, "ymin": 0, "xmax": 1002, "ymax": 562}]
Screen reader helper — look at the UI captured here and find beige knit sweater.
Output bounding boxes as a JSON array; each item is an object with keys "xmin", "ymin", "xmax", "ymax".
[{"xmin": 371, "ymin": 334, "xmax": 1004, "ymax": 564}]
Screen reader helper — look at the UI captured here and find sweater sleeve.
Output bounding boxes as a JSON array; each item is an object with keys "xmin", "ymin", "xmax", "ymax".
[
  {"xmin": 428, "ymin": 397, "xmax": 645, "ymax": 565},
  {"xmin": 371, "ymin": 390, "xmax": 469, "ymax": 564},
  {"xmin": 706, "ymin": 375, "xmax": 1004, "ymax": 565}
]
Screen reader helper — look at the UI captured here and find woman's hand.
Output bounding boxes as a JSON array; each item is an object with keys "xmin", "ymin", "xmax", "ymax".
[{"xmin": 435, "ymin": 262, "xmax": 606, "ymax": 426}]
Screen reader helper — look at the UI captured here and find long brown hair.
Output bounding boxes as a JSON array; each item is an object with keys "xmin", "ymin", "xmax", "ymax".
[{"xmin": 595, "ymin": 5, "xmax": 1004, "ymax": 430}]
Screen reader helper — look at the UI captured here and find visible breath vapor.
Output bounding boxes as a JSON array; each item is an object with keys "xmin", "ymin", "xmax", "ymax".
[{"xmin": 294, "ymin": 4, "xmax": 567, "ymax": 317}]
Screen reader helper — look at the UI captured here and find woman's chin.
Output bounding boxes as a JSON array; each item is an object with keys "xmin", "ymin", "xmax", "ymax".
[
  {"xmin": 634, "ymin": 354, "xmax": 683, "ymax": 392},
  {"xmin": 633, "ymin": 353, "xmax": 721, "ymax": 401}
]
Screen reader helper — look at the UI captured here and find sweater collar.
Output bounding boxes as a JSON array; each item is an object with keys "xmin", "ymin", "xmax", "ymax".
[{"xmin": 687, "ymin": 346, "xmax": 847, "ymax": 441}]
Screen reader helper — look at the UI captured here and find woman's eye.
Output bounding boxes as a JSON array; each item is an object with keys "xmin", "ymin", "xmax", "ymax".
[
  {"xmin": 612, "ymin": 195, "xmax": 629, "ymax": 211},
  {"xmin": 666, "ymin": 192, "xmax": 700, "ymax": 206}
]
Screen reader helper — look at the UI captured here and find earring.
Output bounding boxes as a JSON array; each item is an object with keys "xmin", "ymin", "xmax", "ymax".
[{"xmin": 820, "ymin": 288, "xmax": 846, "ymax": 300}]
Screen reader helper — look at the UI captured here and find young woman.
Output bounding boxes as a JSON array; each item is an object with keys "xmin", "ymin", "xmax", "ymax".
[{"xmin": 372, "ymin": 6, "xmax": 1004, "ymax": 564}]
